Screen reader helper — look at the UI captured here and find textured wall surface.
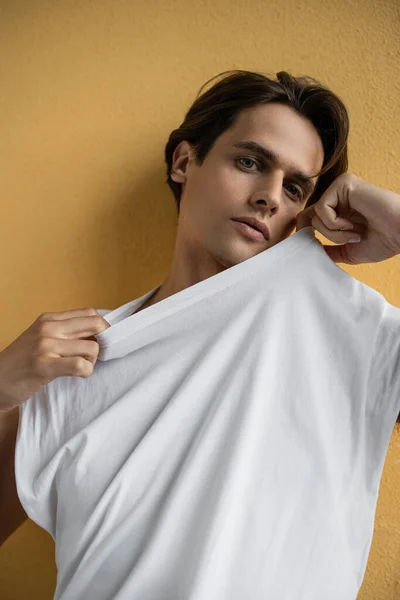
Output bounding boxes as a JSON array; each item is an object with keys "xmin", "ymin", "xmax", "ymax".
[{"xmin": 0, "ymin": 0, "xmax": 399, "ymax": 598}]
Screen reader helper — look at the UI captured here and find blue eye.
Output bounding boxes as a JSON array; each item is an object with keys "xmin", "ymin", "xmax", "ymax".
[{"xmin": 236, "ymin": 157, "xmax": 258, "ymax": 170}]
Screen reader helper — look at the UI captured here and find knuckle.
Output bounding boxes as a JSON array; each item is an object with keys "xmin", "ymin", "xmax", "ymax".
[
  {"xmin": 38, "ymin": 321, "xmax": 54, "ymax": 338},
  {"xmin": 35, "ymin": 336, "xmax": 50, "ymax": 354},
  {"xmin": 75, "ymin": 356, "xmax": 86, "ymax": 370},
  {"xmin": 348, "ymin": 173, "xmax": 359, "ymax": 188},
  {"xmin": 75, "ymin": 357, "xmax": 92, "ymax": 376},
  {"xmin": 341, "ymin": 172, "xmax": 357, "ymax": 186}
]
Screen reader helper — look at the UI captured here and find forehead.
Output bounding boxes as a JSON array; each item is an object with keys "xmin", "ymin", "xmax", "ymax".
[{"xmin": 219, "ymin": 103, "xmax": 324, "ymax": 176}]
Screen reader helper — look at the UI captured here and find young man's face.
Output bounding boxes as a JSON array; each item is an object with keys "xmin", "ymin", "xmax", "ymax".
[{"xmin": 170, "ymin": 102, "xmax": 324, "ymax": 271}]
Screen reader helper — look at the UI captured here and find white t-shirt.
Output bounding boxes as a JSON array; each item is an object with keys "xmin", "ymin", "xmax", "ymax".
[{"xmin": 15, "ymin": 226, "xmax": 400, "ymax": 600}]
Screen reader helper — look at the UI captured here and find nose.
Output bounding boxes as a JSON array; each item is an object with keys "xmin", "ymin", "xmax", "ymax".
[{"xmin": 253, "ymin": 171, "xmax": 285, "ymax": 211}]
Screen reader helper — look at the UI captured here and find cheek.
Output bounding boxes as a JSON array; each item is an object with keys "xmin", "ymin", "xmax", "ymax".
[
  {"xmin": 211, "ymin": 165, "xmax": 251, "ymax": 204},
  {"xmin": 218, "ymin": 164, "xmax": 247, "ymax": 188},
  {"xmin": 192, "ymin": 166, "xmax": 238, "ymax": 206},
  {"xmin": 185, "ymin": 164, "xmax": 251, "ymax": 220}
]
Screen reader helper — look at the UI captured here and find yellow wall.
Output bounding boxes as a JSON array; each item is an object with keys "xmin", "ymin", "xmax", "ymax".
[{"xmin": 0, "ymin": 1, "xmax": 399, "ymax": 598}]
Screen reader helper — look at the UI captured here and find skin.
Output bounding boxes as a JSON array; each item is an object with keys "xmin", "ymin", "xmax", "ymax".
[{"xmin": 136, "ymin": 102, "xmax": 324, "ymax": 313}]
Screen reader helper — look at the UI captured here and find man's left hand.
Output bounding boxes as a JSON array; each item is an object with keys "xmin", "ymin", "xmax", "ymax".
[{"xmin": 296, "ymin": 173, "xmax": 400, "ymax": 264}]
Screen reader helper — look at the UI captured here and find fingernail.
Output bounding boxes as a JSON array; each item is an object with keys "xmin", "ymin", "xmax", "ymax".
[{"xmin": 348, "ymin": 237, "xmax": 361, "ymax": 243}]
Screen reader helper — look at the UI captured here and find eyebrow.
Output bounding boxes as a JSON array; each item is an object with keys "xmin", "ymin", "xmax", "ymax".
[{"xmin": 232, "ymin": 140, "xmax": 319, "ymax": 195}]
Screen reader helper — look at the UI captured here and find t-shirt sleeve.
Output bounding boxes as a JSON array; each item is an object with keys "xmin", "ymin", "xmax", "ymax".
[
  {"xmin": 365, "ymin": 301, "xmax": 400, "ymax": 469},
  {"xmin": 15, "ymin": 380, "xmax": 64, "ymax": 539},
  {"xmin": 14, "ymin": 308, "xmax": 111, "ymax": 538}
]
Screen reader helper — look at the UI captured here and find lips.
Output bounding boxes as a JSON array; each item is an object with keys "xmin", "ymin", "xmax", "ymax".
[
  {"xmin": 232, "ymin": 217, "xmax": 269, "ymax": 240},
  {"xmin": 245, "ymin": 223, "xmax": 260, "ymax": 232}
]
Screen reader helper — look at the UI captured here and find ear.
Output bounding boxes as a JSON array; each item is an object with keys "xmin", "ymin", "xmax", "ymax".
[{"xmin": 171, "ymin": 141, "xmax": 195, "ymax": 184}]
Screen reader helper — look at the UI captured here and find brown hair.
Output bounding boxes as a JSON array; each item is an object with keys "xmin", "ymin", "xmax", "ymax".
[{"xmin": 164, "ymin": 69, "xmax": 349, "ymax": 213}]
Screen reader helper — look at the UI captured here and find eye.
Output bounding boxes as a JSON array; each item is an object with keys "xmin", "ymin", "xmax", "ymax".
[
  {"xmin": 285, "ymin": 183, "xmax": 304, "ymax": 200},
  {"xmin": 236, "ymin": 157, "xmax": 259, "ymax": 170}
]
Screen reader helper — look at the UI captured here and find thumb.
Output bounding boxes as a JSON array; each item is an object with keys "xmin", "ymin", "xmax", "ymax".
[{"xmin": 296, "ymin": 204, "xmax": 315, "ymax": 232}]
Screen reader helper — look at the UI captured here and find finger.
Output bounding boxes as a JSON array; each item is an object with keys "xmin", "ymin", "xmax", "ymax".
[
  {"xmin": 320, "ymin": 200, "xmax": 356, "ymax": 232},
  {"xmin": 39, "ymin": 355, "xmax": 95, "ymax": 379},
  {"xmin": 39, "ymin": 315, "xmax": 107, "ymax": 341},
  {"xmin": 311, "ymin": 214, "xmax": 361, "ymax": 244},
  {"xmin": 41, "ymin": 308, "xmax": 99, "ymax": 321},
  {"xmin": 296, "ymin": 204, "xmax": 315, "ymax": 230},
  {"xmin": 44, "ymin": 338, "xmax": 99, "ymax": 364}
]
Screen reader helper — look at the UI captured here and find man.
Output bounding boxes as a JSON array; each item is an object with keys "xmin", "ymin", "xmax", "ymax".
[
  {"xmin": 136, "ymin": 70, "xmax": 342, "ymax": 313},
  {"xmin": 1, "ymin": 70, "xmax": 400, "ymax": 599}
]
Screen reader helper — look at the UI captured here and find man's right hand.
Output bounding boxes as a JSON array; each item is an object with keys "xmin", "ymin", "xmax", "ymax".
[{"xmin": 0, "ymin": 308, "xmax": 111, "ymax": 413}]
